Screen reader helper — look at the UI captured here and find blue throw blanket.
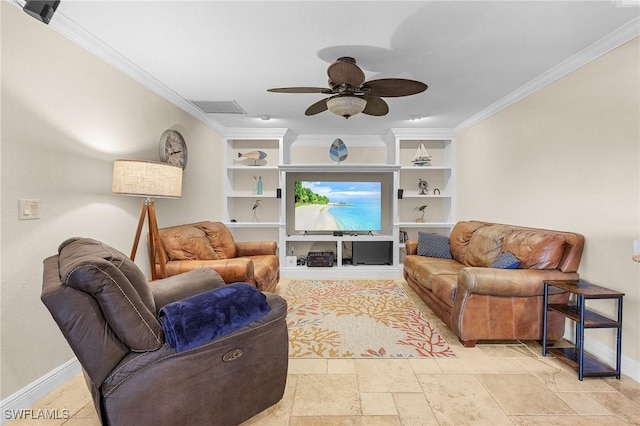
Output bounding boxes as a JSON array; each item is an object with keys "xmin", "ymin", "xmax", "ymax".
[{"xmin": 159, "ymin": 282, "xmax": 271, "ymax": 352}]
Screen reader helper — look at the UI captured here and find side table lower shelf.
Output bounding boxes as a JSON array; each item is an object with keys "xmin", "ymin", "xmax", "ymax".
[
  {"xmin": 547, "ymin": 347, "xmax": 619, "ymax": 378},
  {"xmin": 543, "ymin": 279, "xmax": 624, "ymax": 381}
]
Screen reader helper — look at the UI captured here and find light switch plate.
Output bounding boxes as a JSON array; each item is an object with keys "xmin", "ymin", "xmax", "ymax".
[{"xmin": 19, "ymin": 199, "xmax": 40, "ymax": 220}]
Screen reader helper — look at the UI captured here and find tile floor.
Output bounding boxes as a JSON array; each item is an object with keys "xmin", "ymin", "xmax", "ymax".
[{"xmin": 7, "ymin": 279, "xmax": 640, "ymax": 425}]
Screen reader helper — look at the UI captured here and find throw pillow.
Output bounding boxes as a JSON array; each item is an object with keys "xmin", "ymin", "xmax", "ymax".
[
  {"xmin": 490, "ymin": 251, "xmax": 520, "ymax": 269},
  {"xmin": 417, "ymin": 232, "xmax": 452, "ymax": 259}
]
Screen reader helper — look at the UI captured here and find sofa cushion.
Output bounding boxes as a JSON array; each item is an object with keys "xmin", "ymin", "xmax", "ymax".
[
  {"xmin": 465, "ymin": 225, "xmax": 511, "ymax": 267},
  {"xmin": 490, "ymin": 251, "xmax": 520, "ymax": 269},
  {"xmin": 159, "ymin": 226, "xmax": 219, "ymax": 261},
  {"xmin": 449, "ymin": 221, "xmax": 486, "ymax": 264},
  {"xmin": 502, "ymin": 230, "xmax": 565, "ymax": 270},
  {"xmin": 403, "ymin": 255, "xmax": 464, "ymax": 291},
  {"xmin": 417, "ymin": 232, "xmax": 452, "ymax": 258}
]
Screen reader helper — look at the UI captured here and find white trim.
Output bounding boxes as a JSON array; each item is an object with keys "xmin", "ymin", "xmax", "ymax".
[
  {"xmin": 278, "ymin": 163, "xmax": 400, "ymax": 173},
  {"xmin": 389, "ymin": 128, "xmax": 456, "ymax": 140},
  {"xmin": 42, "ymin": 6, "xmax": 227, "ymax": 135},
  {"xmin": 223, "ymin": 128, "xmax": 289, "ymax": 139},
  {"xmin": 0, "ymin": 358, "xmax": 81, "ymax": 425},
  {"xmin": 455, "ymin": 17, "xmax": 640, "ymax": 134},
  {"xmin": 19, "ymin": 0, "xmax": 638, "ymax": 139}
]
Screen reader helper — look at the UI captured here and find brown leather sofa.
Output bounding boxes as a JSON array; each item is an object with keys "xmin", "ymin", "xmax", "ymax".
[
  {"xmin": 41, "ymin": 237, "xmax": 289, "ymax": 426},
  {"xmin": 403, "ymin": 220, "xmax": 584, "ymax": 347},
  {"xmin": 155, "ymin": 221, "xmax": 280, "ymax": 292}
]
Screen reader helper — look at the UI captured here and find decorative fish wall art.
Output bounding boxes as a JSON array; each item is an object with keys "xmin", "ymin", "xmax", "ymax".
[{"xmin": 238, "ymin": 150, "xmax": 267, "ymax": 166}]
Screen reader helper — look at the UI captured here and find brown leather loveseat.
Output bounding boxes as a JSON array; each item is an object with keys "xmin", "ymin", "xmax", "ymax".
[
  {"xmin": 403, "ymin": 220, "xmax": 584, "ymax": 347},
  {"xmin": 156, "ymin": 221, "xmax": 280, "ymax": 292}
]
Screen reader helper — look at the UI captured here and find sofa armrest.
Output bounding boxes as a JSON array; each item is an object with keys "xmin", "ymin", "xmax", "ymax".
[
  {"xmin": 164, "ymin": 258, "xmax": 256, "ymax": 285},
  {"xmin": 150, "ymin": 268, "xmax": 226, "ymax": 312},
  {"xmin": 236, "ymin": 241, "xmax": 277, "ymax": 256},
  {"xmin": 458, "ymin": 267, "xmax": 579, "ymax": 297},
  {"xmin": 406, "ymin": 240, "xmax": 418, "ymax": 256}
]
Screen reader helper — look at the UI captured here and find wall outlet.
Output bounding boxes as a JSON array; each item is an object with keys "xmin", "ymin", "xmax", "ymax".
[{"xmin": 285, "ymin": 256, "xmax": 297, "ymax": 267}]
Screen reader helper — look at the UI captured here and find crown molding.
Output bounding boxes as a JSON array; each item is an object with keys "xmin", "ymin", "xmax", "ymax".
[
  {"xmin": 223, "ymin": 128, "xmax": 290, "ymax": 139},
  {"xmin": 45, "ymin": 7, "xmax": 227, "ymax": 135},
  {"xmin": 18, "ymin": 1, "xmax": 637, "ymax": 139},
  {"xmin": 455, "ymin": 17, "xmax": 640, "ymax": 134},
  {"xmin": 388, "ymin": 128, "xmax": 456, "ymax": 139}
]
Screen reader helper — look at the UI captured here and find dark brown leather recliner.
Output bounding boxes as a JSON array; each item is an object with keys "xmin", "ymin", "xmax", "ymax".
[
  {"xmin": 41, "ymin": 237, "xmax": 288, "ymax": 426},
  {"xmin": 155, "ymin": 221, "xmax": 280, "ymax": 292}
]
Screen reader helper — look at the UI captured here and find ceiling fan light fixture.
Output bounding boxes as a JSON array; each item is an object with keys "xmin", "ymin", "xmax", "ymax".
[{"xmin": 326, "ymin": 96, "xmax": 367, "ymax": 119}]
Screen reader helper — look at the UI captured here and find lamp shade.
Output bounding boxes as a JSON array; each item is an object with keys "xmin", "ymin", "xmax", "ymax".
[
  {"xmin": 112, "ymin": 160, "xmax": 182, "ymax": 198},
  {"xmin": 326, "ymin": 96, "xmax": 367, "ymax": 118}
]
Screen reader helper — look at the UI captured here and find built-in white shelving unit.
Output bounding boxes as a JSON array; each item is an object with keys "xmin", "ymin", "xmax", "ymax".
[
  {"xmin": 222, "ymin": 129, "xmax": 456, "ymax": 278},
  {"xmin": 391, "ymin": 129, "xmax": 457, "ymax": 265},
  {"xmin": 222, "ymin": 129, "xmax": 289, "ymax": 243}
]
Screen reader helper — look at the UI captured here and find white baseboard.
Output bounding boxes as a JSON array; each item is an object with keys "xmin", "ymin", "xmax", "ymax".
[
  {"xmin": 563, "ymin": 325, "xmax": 639, "ymax": 382},
  {"xmin": 0, "ymin": 358, "xmax": 80, "ymax": 425}
]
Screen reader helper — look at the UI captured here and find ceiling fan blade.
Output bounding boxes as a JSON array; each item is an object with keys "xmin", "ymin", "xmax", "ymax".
[
  {"xmin": 327, "ymin": 57, "xmax": 365, "ymax": 87},
  {"xmin": 305, "ymin": 98, "xmax": 329, "ymax": 116},
  {"xmin": 267, "ymin": 87, "xmax": 331, "ymax": 94},
  {"xmin": 362, "ymin": 95, "xmax": 389, "ymax": 116},
  {"xmin": 362, "ymin": 78, "xmax": 428, "ymax": 98}
]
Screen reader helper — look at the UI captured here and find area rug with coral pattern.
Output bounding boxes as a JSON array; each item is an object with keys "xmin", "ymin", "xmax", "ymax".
[{"xmin": 280, "ymin": 279, "xmax": 455, "ymax": 358}]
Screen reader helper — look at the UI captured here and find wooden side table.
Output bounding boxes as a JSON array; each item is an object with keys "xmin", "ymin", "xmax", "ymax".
[{"xmin": 542, "ymin": 279, "xmax": 624, "ymax": 380}]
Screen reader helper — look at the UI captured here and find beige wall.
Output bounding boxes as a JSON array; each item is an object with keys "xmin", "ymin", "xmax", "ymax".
[
  {"xmin": 1, "ymin": 2, "xmax": 223, "ymax": 399},
  {"xmin": 457, "ymin": 37, "xmax": 640, "ymax": 376}
]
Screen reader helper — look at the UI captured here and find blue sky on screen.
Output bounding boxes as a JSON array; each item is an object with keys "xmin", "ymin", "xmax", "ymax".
[{"xmin": 301, "ymin": 181, "xmax": 381, "ymax": 203}]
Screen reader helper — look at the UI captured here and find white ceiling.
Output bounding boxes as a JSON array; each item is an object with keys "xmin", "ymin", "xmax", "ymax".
[{"xmin": 42, "ymin": 1, "xmax": 640, "ymax": 136}]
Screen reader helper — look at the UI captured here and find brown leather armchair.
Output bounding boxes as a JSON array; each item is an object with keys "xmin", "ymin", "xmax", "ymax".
[
  {"xmin": 41, "ymin": 237, "xmax": 288, "ymax": 426},
  {"xmin": 155, "ymin": 221, "xmax": 280, "ymax": 292}
]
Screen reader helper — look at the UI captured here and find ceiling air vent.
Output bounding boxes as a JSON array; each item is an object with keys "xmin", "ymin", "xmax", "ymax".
[{"xmin": 190, "ymin": 100, "xmax": 246, "ymax": 114}]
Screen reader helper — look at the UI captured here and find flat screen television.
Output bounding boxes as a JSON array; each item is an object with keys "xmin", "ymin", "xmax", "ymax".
[{"xmin": 294, "ymin": 181, "xmax": 382, "ymax": 232}]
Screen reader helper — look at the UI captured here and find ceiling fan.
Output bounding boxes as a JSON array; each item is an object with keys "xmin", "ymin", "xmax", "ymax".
[{"xmin": 267, "ymin": 57, "xmax": 428, "ymax": 119}]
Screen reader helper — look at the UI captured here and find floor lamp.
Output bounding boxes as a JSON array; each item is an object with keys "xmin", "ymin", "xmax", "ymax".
[{"xmin": 112, "ymin": 160, "xmax": 182, "ymax": 280}]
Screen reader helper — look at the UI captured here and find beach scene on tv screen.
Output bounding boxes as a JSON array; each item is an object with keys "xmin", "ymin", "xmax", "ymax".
[{"xmin": 294, "ymin": 181, "xmax": 382, "ymax": 231}]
